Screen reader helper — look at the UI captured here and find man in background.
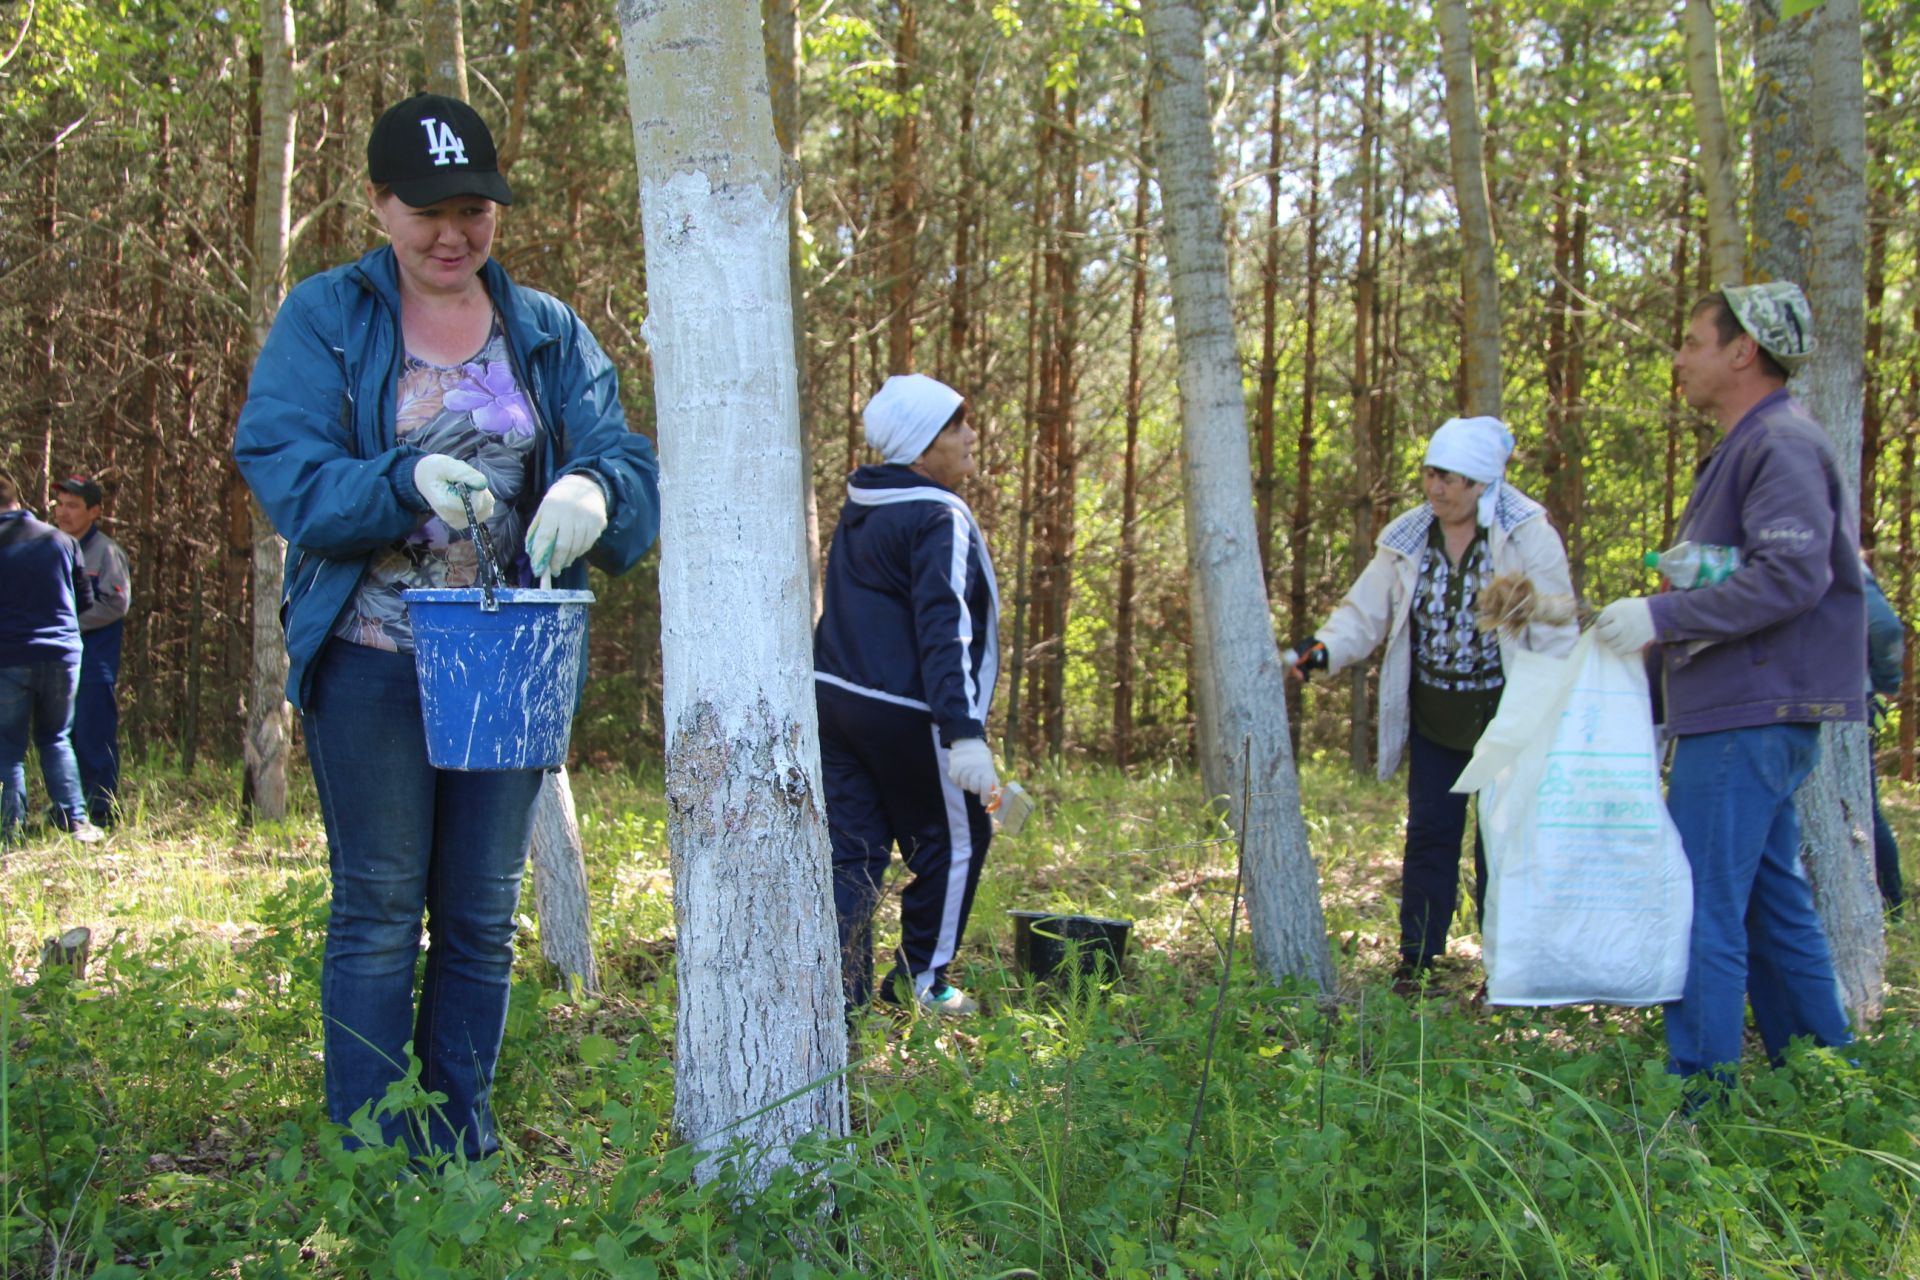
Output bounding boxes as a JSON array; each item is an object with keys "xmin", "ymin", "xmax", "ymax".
[
  {"xmin": 0, "ymin": 471, "xmax": 104, "ymax": 846},
  {"xmin": 52, "ymin": 474, "xmax": 132, "ymax": 828}
]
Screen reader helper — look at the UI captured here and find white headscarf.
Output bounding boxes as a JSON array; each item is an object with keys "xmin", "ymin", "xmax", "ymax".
[
  {"xmin": 1424, "ymin": 415, "xmax": 1514, "ymax": 528},
  {"xmin": 863, "ymin": 374, "xmax": 964, "ymax": 465}
]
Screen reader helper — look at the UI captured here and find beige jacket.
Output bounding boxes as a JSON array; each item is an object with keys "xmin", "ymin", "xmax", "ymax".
[{"xmin": 1316, "ymin": 487, "xmax": 1577, "ymax": 781}]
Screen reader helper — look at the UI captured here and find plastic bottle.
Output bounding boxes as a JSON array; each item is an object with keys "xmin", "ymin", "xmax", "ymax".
[{"xmin": 1644, "ymin": 541, "xmax": 1740, "ymax": 589}]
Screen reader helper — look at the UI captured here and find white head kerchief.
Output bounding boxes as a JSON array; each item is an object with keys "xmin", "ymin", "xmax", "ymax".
[
  {"xmin": 1425, "ymin": 415, "xmax": 1514, "ymax": 527},
  {"xmin": 863, "ymin": 374, "xmax": 964, "ymax": 465}
]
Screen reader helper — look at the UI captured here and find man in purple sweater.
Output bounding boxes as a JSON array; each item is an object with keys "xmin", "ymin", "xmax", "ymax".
[{"xmin": 1596, "ymin": 282, "xmax": 1860, "ymax": 1087}]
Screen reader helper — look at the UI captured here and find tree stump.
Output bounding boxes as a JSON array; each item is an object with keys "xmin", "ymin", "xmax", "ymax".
[{"xmin": 40, "ymin": 926, "xmax": 92, "ymax": 980}]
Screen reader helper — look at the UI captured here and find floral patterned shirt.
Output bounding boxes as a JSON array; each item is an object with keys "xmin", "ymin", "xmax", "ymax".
[
  {"xmin": 333, "ymin": 319, "xmax": 537, "ymax": 652},
  {"xmin": 1408, "ymin": 522, "xmax": 1504, "ymax": 751}
]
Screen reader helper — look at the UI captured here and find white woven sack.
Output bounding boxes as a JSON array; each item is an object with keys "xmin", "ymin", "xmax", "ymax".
[{"xmin": 1452, "ymin": 632, "xmax": 1691, "ymax": 1006}]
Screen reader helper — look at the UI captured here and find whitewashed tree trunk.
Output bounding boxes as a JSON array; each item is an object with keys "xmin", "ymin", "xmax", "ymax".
[
  {"xmin": 419, "ymin": 0, "xmax": 601, "ymax": 994},
  {"xmin": 1142, "ymin": 0, "xmax": 1333, "ymax": 990},
  {"xmin": 244, "ymin": 0, "xmax": 295, "ymax": 823},
  {"xmin": 528, "ymin": 769, "xmax": 600, "ymax": 993},
  {"xmin": 1682, "ymin": 0, "xmax": 1743, "ymax": 286},
  {"xmin": 617, "ymin": 0, "xmax": 848, "ymax": 1184},
  {"xmin": 1793, "ymin": 0, "xmax": 1882, "ymax": 1022},
  {"xmin": 1435, "ymin": 0, "xmax": 1501, "ymax": 417}
]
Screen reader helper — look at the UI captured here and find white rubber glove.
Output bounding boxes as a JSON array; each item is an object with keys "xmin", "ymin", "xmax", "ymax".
[
  {"xmin": 1594, "ymin": 597, "xmax": 1657, "ymax": 656},
  {"xmin": 413, "ymin": 454, "xmax": 494, "ymax": 529},
  {"xmin": 526, "ymin": 473, "xmax": 609, "ymax": 577},
  {"xmin": 946, "ymin": 737, "xmax": 998, "ymax": 798}
]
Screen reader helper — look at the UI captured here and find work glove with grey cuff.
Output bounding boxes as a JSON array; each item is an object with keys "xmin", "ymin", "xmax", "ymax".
[
  {"xmin": 1594, "ymin": 597, "xmax": 1656, "ymax": 657},
  {"xmin": 413, "ymin": 454, "xmax": 495, "ymax": 529},
  {"xmin": 946, "ymin": 737, "xmax": 998, "ymax": 797},
  {"xmin": 527, "ymin": 473, "xmax": 609, "ymax": 577}
]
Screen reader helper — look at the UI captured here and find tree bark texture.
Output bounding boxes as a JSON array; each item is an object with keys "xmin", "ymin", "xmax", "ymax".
[
  {"xmin": 1750, "ymin": 0, "xmax": 1814, "ymax": 285},
  {"xmin": 1142, "ymin": 0, "xmax": 1332, "ymax": 990},
  {"xmin": 1435, "ymin": 0, "xmax": 1502, "ymax": 417},
  {"xmin": 1288, "ymin": 82, "xmax": 1322, "ymax": 756},
  {"xmin": 1348, "ymin": 35, "xmax": 1381, "ymax": 777},
  {"xmin": 1682, "ymin": 0, "xmax": 1743, "ymax": 287},
  {"xmin": 419, "ymin": 0, "xmax": 468, "ymax": 102},
  {"xmin": 617, "ymin": 0, "xmax": 848, "ymax": 1183},
  {"xmin": 1114, "ymin": 91, "xmax": 1150, "ymax": 771},
  {"xmin": 243, "ymin": 0, "xmax": 295, "ymax": 824},
  {"xmin": 1790, "ymin": 0, "xmax": 1881, "ymax": 1022}
]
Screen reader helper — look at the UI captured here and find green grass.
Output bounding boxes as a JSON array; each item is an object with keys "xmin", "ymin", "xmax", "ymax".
[{"xmin": 4, "ymin": 756, "xmax": 1919, "ymax": 1277}]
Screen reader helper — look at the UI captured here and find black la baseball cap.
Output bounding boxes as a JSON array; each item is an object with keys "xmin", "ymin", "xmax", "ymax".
[{"xmin": 367, "ymin": 93, "xmax": 514, "ymax": 208}]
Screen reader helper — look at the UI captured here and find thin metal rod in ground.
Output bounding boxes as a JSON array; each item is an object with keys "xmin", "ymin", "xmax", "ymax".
[{"xmin": 1166, "ymin": 736, "xmax": 1250, "ymax": 1242}]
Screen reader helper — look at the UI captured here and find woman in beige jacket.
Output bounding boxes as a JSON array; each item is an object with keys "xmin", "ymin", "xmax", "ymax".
[{"xmin": 1290, "ymin": 416, "xmax": 1576, "ymax": 989}]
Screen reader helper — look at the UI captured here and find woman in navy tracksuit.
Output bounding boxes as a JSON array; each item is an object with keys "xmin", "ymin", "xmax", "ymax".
[{"xmin": 815, "ymin": 374, "xmax": 1000, "ymax": 1016}]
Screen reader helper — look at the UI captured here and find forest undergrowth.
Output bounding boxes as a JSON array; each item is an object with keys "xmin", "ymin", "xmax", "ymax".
[{"xmin": 3, "ymin": 757, "xmax": 1918, "ymax": 1278}]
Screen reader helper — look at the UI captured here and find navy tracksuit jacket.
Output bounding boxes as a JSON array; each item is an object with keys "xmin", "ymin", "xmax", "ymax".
[{"xmin": 814, "ymin": 465, "xmax": 1000, "ymax": 1006}]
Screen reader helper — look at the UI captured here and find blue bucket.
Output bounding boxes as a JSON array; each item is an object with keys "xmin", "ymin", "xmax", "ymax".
[{"xmin": 401, "ymin": 587, "xmax": 594, "ymax": 771}]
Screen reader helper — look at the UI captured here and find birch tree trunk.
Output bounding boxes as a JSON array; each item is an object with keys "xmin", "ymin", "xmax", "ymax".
[
  {"xmin": 1435, "ymin": 0, "xmax": 1502, "ymax": 417},
  {"xmin": 1682, "ymin": 0, "xmax": 1743, "ymax": 286},
  {"xmin": 1791, "ymin": 0, "xmax": 1881, "ymax": 1022},
  {"xmin": 423, "ymin": 17, "xmax": 601, "ymax": 997},
  {"xmin": 243, "ymin": 0, "xmax": 295, "ymax": 824},
  {"xmin": 1142, "ymin": 0, "xmax": 1332, "ymax": 989},
  {"xmin": 617, "ymin": 0, "xmax": 848, "ymax": 1184}
]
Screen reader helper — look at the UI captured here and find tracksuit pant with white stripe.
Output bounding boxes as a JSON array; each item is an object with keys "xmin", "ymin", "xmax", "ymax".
[{"xmin": 818, "ymin": 680, "xmax": 992, "ymax": 1010}]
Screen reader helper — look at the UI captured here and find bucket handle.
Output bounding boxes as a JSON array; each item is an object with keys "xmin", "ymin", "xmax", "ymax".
[{"xmin": 458, "ymin": 486, "xmax": 506, "ymax": 613}]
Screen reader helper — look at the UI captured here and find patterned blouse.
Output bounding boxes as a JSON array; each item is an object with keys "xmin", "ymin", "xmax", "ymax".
[
  {"xmin": 333, "ymin": 318, "xmax": 538, "ymax": 652},
  {"xmin": 1408, "ymin": 521, "xmax": 1504, "ymax": 751}
]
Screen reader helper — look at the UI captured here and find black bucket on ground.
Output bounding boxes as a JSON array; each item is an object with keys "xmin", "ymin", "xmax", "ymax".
[{"xmin": 1009, "ymin": 911, "xmax": 1133, "ymax": 984}]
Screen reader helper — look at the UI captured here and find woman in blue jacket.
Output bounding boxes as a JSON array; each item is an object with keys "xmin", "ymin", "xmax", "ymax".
[
  {"xmin": 234, "ymin": 94, "xmax": 658, "ymax": 1160},
  {"xmin": 815, "ymin": 374, "xmax": 1000, "ymax": 1017}
]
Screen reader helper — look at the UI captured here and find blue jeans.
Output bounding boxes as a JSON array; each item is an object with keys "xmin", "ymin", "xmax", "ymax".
[
  {"xmin": 1664, "ymin": 724, "xmax": 1852, "ymax": 1081},
  {"xmin": 302, "ymin": 640, "xmax": 543, "ymax": 1159},
  {"xmin": 0, "ymin": 658, "xmax": 88, "ymax": 838}
]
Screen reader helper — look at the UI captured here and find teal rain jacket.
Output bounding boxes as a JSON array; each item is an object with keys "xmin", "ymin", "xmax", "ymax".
[{"xmin": 234, "ymin": 246, "xmax": 660, "ymax": 710}]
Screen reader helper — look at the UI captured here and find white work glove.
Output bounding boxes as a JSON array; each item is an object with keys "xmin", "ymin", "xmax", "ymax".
[
  {"xmin": 413, "ymin": 454, "xmax": 494, "ymax": 529},
  {"xmin": 526, "ymin": 473, "xmax": 609, "ymax": 577},
  {"xmin": 1594, "ymin": 597, "xmax": 1657, "ymax": 657},
  {"xmin": 946, "ymin": 737, "xmax": 999, "ymax": 798}
]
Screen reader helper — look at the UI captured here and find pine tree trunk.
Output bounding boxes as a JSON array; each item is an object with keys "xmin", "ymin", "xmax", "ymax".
[
  {"xmin": 243, "ymin": 0, "xmax": 295, "ymax": 824},
  {"xmin": 1682, "ymin": 0, "xmax": 1743, "ymax": 286},
  {"xmin": 1254, "ymin": 48, "xmax": 1283, "ymax": 593},
  {"xmin": 1348, "ymin": 34, "xmax": 1379, "ymax": 777},
  {"xmin": 1142, "ymin": 0, "xmax": 1332, "ymax": 990},
  {"xmin": 1791, "ymin": 0, "xmax": 1881, "ymax": 1023},
  {"xmin": 617, "ymin": 0, "xmax": 848, "ymax": 1183},
  {"xmin": 1114, "ymin": 91, "xmax": 1150, "ymax": 771},
  {"xmin": 1288, "ymin": 82, "xmax": 1322, "ymax": 757},
  {"xmin": 1436, "ymin": 0, "xmax": 1502, "ymax": 417},
  {"xmin": 885, "ymin": 0, "xmax": 918, "ymax": 373}
]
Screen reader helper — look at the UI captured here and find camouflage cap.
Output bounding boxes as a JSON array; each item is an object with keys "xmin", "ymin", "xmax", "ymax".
[{"xmin": 1721, "ymin": 281, "xmax": 1817, "ymax": 372}]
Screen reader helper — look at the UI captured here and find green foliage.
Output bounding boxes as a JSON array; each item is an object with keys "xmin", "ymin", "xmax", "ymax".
[{"xmin": 5, "ymin": 762, "xmax": 1918, "ymax": 1276}]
